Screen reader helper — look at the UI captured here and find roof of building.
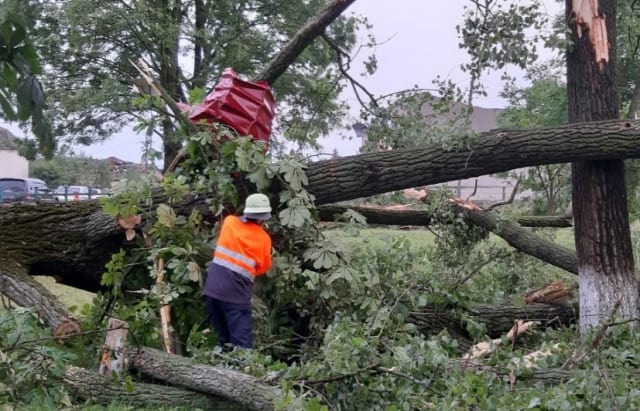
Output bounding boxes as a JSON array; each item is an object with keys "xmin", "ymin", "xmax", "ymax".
[{"xmin": 0, "ymin": 127, "xmax": 19, "ymax": 150}]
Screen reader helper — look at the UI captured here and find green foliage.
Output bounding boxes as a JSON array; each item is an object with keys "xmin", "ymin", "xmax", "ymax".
[
  {"xmin": 458, "ymin": 0, "xmax": 548, "ymax": 103},
  {"xmin": 361, "ymin": 87, "xmax": 475, "ymax": 153},
  {"xmin": 11, "ymin": 0, "xmax": 371, "ymax": 159},
  {"xmin": 0, "ymin": 308, "xmax": 74, "ymax": 407},
  {"xmin": 29, "ymin": 155, "xmax": 113, "ymax": 188},
  {"xmin": 0, "ymin": 10, "xmax": 52, "ymax": 157},
  {"xmin": 498, "ymin": 64, "xmax": 571, "ymax": 215}
]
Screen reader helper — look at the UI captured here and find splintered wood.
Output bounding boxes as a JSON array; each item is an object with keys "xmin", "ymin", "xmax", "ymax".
[
  {"xmin": 463, "ymin": 320, "xmax": 535, "ymax": 361},
  {"xmin": 524, "ymin": 280, "xmax": 574, "ymax": 304},
  {"xmin": 99, "ymin": 318, "xmax": 128, "ymax": 376},
  {"xmin": 571, "ymin": 0, "xmax": 609, "ymax": 68}
]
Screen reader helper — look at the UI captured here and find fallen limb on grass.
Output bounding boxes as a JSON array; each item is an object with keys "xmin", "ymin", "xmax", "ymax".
[{"xmin": 463, "ymin": 320, "xmax": 535, "ymax": 361}]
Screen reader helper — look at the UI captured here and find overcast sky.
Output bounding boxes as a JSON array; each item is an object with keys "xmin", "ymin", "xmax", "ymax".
[{"xmin": 2, "ymin": 0, "xmax": 563, "ymax": 163}]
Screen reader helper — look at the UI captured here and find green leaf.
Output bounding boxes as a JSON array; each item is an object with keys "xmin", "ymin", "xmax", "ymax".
[
  {"xmin": 528, "ymin": 397, "xmax": 541, "ymax": 408},
  {"xmin": 2, "ymin": 64, "xmax": 17, "ymax": 87},
  {"xmin": 157, "ymin": 204, "xmax": 176, "ymax": 228},
  {"xmin": 0, "ymin": 89, "xmax": 17, "ymax": 119},
  {"xmin": 169, "ymin": 246, "xmax": 187, "ymax": 256},
  {"xmin": 279, "ymin": 160, "xmax": 308, "ymax": 191},
  {"xmin": 279, "ymin": 205, "xmax": 311, "ymax": 228},
  {"xmin": 187, "ymin": 261, "xmax": 202, "ymax": 282}
]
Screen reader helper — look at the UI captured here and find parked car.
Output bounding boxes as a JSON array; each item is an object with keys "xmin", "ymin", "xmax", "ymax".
[
  {"xmin": 53, "ymin": 185, "xmax": 108, "ymax": 202},
  {"xmin": 0, "ymin": 177, "xmax": 52, "ymax": 204}
]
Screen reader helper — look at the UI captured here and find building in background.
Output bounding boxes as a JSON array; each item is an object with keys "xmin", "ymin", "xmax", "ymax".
[{"xmin": 0, "ymin": 127, "xmax": 28, "ymax": 178}]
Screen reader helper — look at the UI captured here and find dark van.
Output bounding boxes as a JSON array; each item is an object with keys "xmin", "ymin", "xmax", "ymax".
[{"xmin": 0, "ymin": 178, "xmax": 50, "ymax": 203}]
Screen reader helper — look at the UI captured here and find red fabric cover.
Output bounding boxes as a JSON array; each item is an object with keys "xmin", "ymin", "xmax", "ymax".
[{"xmin": 188, "ymin": 68, "xmax": 275, "ymax": 147}]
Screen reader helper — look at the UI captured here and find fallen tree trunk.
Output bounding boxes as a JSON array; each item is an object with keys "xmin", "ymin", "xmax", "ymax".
[
  {"xmin": 0, "ymin": 197, "xmax": 578, "ymax": 290},
  {"xmin": 64, "ymin": 365, "xmax": 242, "ymax": 410},
  {"xmin": 1, "ymin": 120, "xmax": 638, "ymax": 290},
  {"xmin": 129, "ymin": 347, "xmax": 277, "ymax": 411},
  {"xmin": 318, "ymin": 204, "xmax": 573, "ymax": 228},
  {"xmin": 318, "ymin": 204, "xmax": 578, "ymax": 274},
  {"xmin": 408, "ymin": 302, "xmax": 578, "ymax": 342},
  {"xmin": 0, "ymin": 258, "xmax": 82, "ymax": 338},
  {"xmin": 308, "ymin": 119, "xmax": 640, "ymax": 204},
  {"xmin": 516, "ymin": 215, "xmax": 573, "ymax": 228}
]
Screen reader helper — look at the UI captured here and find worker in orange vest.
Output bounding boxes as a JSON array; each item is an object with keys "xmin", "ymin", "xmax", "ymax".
[{"xmin": 203, "ymin": 193, "xmax": 272, "ymax": 349}]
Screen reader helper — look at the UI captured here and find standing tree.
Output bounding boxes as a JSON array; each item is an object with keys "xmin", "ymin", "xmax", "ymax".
[
  {"xmin": 1, "ymin": 0, "xmax": 368, "ymax": 169},
  {"xmin": 566, "ymin": 0, "xmax": 639, "ymax": 332}
]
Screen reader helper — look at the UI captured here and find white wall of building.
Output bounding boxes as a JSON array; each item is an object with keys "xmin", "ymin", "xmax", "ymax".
[{"xmin": 0, "ymin": 150, "xmax": 28, "ymax": 178}]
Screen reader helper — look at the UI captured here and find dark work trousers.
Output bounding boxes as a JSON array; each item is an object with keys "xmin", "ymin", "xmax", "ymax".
[{"xmin": 206, "ymin": 297, "xmax": 253, "ymax": 348}]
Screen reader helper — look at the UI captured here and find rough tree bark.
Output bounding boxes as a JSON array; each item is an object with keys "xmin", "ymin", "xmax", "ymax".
[
  {"xmin": 128, "ymin": 347, "xmax": 276, "ymax": 410},
  {"xmin": 3, "ymin": 120, "xmax": 640, "ymax": 291},
  {"xmin": 408, "ymin": 302, "xmax": 578, "ymax": 351},
  {"xmin": 566, "ymin": 0, "xmax": 639, "ymax": 333},
  {"xmin": 64, "ymin": 366, "xmax": 243, "ymax": 410},
  {"xmin": 308, "ymin": 119, "xmax": 640, "ymax": 204}
]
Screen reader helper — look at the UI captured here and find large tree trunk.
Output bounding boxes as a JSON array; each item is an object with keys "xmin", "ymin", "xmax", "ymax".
[
  {"xmin": 307, "ymin": 119, "xmax": 640, "ymax": 204},
  {"xmin": 566, "ymin": 0, "xmax": 639, "ymax": 333},
  {"xmin": 3, "ymin": 120, "xmax": 640, "ymax": 291}
]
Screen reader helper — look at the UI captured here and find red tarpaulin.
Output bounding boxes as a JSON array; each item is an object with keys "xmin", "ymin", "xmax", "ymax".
[{"xmin": 187, "ymin": 68, "xmax": 275, "ymax": 148}]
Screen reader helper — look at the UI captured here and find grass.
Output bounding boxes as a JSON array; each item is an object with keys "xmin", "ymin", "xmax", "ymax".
[
  {"xmin": 0, "ymin": 276, "xmax": 95, "ymax": 314},
  {"xmin": 36, "ymin": 276, "xmax": 95, "ymax": 309},
  {"xmin": 324, "ymin": 226, "xmax": 435, "ymax": 256},
  {"xmin": 325, "ymin": 224, "xmax": 577, "ymax": 254}
]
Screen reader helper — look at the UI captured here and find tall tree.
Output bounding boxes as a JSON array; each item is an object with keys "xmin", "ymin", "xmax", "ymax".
[
  {"xmin": 5, "ymin": 0, "xmax": 365, "ymax": 169},
  {"xmin": 566, "ymin": 0, "xmax": 639, "ymax": 333}
]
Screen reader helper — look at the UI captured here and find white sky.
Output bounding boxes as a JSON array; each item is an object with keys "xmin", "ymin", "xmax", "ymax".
[{"xmin": 1, "ymin": 0, "xmax": 563, "ymax": 163}]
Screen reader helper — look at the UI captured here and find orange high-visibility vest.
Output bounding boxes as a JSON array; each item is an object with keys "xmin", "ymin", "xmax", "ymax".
[{"xmin": 212, "ymin": 215, "xmax": 272, "ymax": 282}]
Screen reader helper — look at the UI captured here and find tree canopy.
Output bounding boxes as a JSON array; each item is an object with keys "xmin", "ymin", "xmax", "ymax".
[
  {"xmin": 2, "ymin": 0, "xmax": 370, "ymax": 168},
  {"xmin": 0, "ymin": 11, "xmax": 52, "ymax": 157}
]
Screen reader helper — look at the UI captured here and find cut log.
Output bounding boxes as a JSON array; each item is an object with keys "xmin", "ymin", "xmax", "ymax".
[
  {"xmin": 128, "ymin": 346, "xmax": 277, "ymax": 411},
  {"xmin": 64, "ymin": 365, "xmax": 243, "ymax": 410},
  {"xmin": 0, "ymin": 259, "xmax": 81, "ymax": 339}
]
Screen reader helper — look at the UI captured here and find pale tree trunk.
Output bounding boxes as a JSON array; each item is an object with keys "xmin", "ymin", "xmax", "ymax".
[{"xmin": 566, "ymin": 0, "xmax": 639, "ymax": 333}]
